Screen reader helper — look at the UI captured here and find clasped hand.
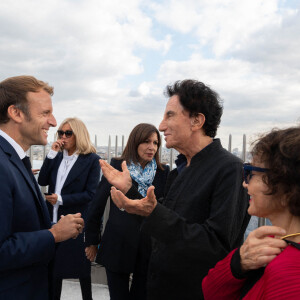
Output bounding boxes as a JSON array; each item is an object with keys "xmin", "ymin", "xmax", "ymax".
[{"xmin": 49, "ymin": 213, "xmax": 84, "ymax": 242}]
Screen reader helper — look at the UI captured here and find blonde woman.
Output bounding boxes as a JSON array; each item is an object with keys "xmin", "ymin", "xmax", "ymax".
[{"xmin": 38, "ymin": 117, "xmax": 100, "ymax": 300}]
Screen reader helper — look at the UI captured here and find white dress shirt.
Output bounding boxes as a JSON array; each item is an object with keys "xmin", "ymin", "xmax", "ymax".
[
  {"xmin": 47, "ymin": 149, "xmax": 78, "ymax": 223},
  {"xmin": 0, "ymin": 129, "xmax": 27, "ymax": 159}
]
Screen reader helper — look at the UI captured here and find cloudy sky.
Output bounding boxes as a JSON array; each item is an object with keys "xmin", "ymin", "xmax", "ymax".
[{"xmin": 1, "ymin": 0, "xmax": 299, "ymax": 150}]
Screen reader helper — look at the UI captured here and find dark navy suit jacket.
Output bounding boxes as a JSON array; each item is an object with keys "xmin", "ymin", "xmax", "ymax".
[
  {"xmin": 0, "ymin": 136, "xmax": 55, "ymax": 300},
  {"xmin": 38, "ymin": 151, "xmax": 100, "ymax": 278},
  {"xmin": 38, "ymin": 152, "xmax": 100, "ymax": 220}
]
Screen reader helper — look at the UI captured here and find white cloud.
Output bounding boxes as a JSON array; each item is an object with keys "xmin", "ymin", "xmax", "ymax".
[
  {"xmin": 0, "ymin": 0, "xmax": 171, "ymax": 144},
  {"xmin": 1, "ymin": 0, "xmax": 300, "ymax": 151},
  {"xmin": 148, "ymin": 0, "xmax": 300, "ymax": 150},
  {"xmin": 156, "ymin": 52, "xmax": 300, "ymax": 143},
  {"xmin": 150, "ymin": 0, "xmax": 295, "ymax": 57},
  {"xmin": 0, "ymin": 0, "xmax": 170, "ymax": 90}
]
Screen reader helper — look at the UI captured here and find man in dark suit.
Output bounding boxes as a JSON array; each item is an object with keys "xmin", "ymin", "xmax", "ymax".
[
  {"xmin": 101, "ymin": 80, "xmax": 250, "ymax": 300},
  {"xmin": 0, "ymin": 75, "xmax": 85, "ymax": 300}
]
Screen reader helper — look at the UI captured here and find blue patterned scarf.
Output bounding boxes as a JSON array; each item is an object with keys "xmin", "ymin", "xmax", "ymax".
[{"xmin": 127, "ymin": 158, "xmax": 157, "ymax": 197}]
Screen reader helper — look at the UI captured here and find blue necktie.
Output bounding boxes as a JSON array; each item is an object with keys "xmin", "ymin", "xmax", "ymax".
[{"xmin": 22, "ymin": 156, "xmax": 48, "ymax": 225}]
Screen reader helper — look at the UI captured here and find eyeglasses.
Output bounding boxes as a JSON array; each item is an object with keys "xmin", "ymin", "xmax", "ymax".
[
  {"xmin": 57, "ymin": 130, "xmax": 73, "ymax": 138},
  {"xmin": 243, "ymin": 163, "xmax": 268, "ymax": 184}
]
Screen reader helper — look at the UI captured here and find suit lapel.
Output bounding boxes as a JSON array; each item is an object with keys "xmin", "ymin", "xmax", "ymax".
[
  {"xmin": 51, "ymin": 153, "xmax": 63, "ymax": 188},
  {"xmin": 0, "ymin": 136, "xmax": 51, "ymax": 228},
  {"xmin": 32, "ymin": 174, "xmax": 52, "ymax": 228},
  {"xmin": 63, "ymin": 154, "xmax": 86, "ymax": 189},
  {"xmin": 9, "ymin": 150, "xmax": 40, "ymax": 200}
]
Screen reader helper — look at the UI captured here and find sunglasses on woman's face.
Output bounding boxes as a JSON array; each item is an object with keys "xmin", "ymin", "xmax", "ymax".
[
  {"xmin": 57, "ymin": 130, "xmax": 73, "ymax": 138},
  {"xmin": 243, "ymin": 163, "xmax": 268, "ymax": 184}
]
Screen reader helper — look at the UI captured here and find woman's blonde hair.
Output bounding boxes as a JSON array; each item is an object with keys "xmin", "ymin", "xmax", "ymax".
[{"xmin": 57, "ymin": 117, "xmax": 96, "ymax": 155}]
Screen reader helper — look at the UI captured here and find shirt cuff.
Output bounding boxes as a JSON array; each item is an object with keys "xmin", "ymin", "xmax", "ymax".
[
  {"xmin": 47, "ymin": 149, "xmax": 58, "ymax": 159},
  {"xmin": 57, "ymin": 194, "xmax": 63, "ymax": 205},
  {"xmin": 230, "ymin": 247, "xmax": 262, "ymax": 279},
  {"xmin": 125, "ymin": 185, "xmax": 143, "ymax": 199},
  {"xmin": 230, "ymin": 248, "xmax": 248, "ymax": 279}
]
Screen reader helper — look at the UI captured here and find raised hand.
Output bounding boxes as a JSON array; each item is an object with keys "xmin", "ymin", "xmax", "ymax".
[
  {"xmin": 110, "ymin": 185, "xmax": 157, "ymax": 217},
  {"xmin": 49, "ymin": 213, "xmax": 84, "ymax": 242},
  {"xmin": 100, "ymin": 160, "xmax": 132, "ymax": 194},
  {"xmin": 51, "ymin": 139, "xmax": 64, "ymax": 152},
  {"xmin": 240, "ymin": 226, "xmax": 287, "ymax": 272}
]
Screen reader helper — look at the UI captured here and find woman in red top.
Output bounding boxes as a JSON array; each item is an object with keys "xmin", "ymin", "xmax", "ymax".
[{"xmin": 202, "ymin": 127, "xmax": 300, "ymax": 299}]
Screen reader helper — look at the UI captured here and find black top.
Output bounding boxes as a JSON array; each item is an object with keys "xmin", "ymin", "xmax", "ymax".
[{"xmin": 126, "ymin": 139, "xmax": 250, "ymax": 300}]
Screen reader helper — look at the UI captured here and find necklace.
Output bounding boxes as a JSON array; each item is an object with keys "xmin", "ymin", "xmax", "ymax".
[{"xmin": 280, "ymin": 232, "xmax": 300, "ymax": 240}]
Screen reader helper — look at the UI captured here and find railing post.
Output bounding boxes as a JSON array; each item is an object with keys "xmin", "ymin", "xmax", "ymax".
[
  {"xmin": 29, "ymin": 146, "xmax": 33, "ymax": 163},
  {"xmin": 241, "ymin": 134, "xmax": 246, "ymax": 162},
  {"xmin": 103, "ymin": 136, "xmax": 112, "ymax": 233},
  {"xmin": 107, "ymin": 135, "xmax": 111, "ymax": 163},
  {"xmin": 258, "ymin": 218, "xmax": 266, "ymax": 227},
  {"xmin": 115, "ymin": 136, "xmax": 118, "ymax": 157},
  {"xmin": 122, "ymin": 135, "xmax": 125, "ymax": 153},
  {"xmin": 169, "ymin": 149, "xmax": 174, "ymax": 171},
  {"xmin": 43, "ymin": 145, "xmax": 46, "ymax": 160},
  {"xmin": 40, "ymin": 145, "xmax": 47, "ymax": 194},
  {"xmin": 228, "ymin": 134, "xmax": 232, "ymax": 153},
  {"xmin": 159, "ymin": 135, "xmax": 163, "ymax": 165},
  {"xmin": 94, "ymin": 134, "xmax": 97, "ymax": 149}
]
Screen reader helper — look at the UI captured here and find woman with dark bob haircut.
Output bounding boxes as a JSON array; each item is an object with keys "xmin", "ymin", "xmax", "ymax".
[
  {"xmin": 85, "ymin": 123, "xmax": 170, "ymax": 300},
  {"xmin": 202, "ymin": 126, "xmax": 300, "ymax": 299}
]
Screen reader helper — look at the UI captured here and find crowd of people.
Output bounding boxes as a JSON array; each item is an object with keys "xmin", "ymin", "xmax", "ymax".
[{"xmin": 0, "ymin": 75, "xmax": 299, "ymax": 300}]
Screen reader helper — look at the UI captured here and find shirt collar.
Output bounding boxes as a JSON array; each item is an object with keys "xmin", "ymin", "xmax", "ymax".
[
  {"xmin": 63, "ymin": 149, "xmax": 78, "ymax": 160},
  {"xmin": 175, "ymin": 139, "xmax": 221, "ymax": 172},
  {"xmin": 175, "ymin": 153, "xmax": 187, "ymax": 173},
  {"xmin": 0, "ymin": 129, "xmax": 27, "ymax": 159}
]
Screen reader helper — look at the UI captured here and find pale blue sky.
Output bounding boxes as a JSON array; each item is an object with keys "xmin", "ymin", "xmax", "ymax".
[{"xmin": 0, "ymin": 0, "xmax": 299, "ymax": 151}]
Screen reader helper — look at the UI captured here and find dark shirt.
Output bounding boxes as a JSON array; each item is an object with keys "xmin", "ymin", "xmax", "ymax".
[
  {"xmin": 175, "ymin": 153, "xmax": 187, "ymax": 174},
  {"xmin": 126, "ymin": 139, "xmax": 250, "ymax": 300}
]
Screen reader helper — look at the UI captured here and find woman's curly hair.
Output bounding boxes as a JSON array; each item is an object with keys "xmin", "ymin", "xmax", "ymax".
[{"xmin": 251, "ymin": 127, "xmax": 300, "ymax": 216}]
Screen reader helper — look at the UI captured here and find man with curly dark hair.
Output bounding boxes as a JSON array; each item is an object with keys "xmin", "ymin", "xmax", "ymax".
[{"xmin": 101, "ymin": 79, "xmax": 250, "ymax": 300}]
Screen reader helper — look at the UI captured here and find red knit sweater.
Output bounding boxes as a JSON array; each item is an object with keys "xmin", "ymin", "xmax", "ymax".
[{"xmin": 202, "ymin": 245, "xmax": 300, "ymax": 299}]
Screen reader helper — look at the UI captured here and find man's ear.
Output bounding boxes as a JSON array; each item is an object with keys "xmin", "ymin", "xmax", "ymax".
[
  {"xmin": 7, "ymin": 105, "xmax": 24, "ymax": 123},
  {"xmin": 191, "ymin": 113, "xmax": 205, "ymax": 130}
]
